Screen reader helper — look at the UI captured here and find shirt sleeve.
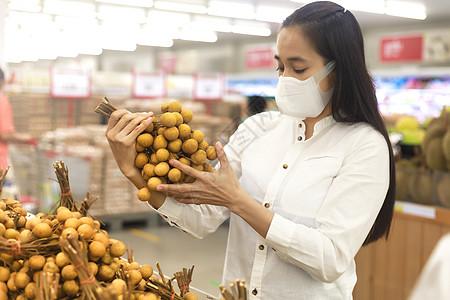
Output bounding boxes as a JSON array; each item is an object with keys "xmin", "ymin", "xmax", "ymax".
[
  {"xmin": 265, "ymin": 127, "xmax": 390, "ymax": 283},
  {"xmin": 0, "ymin": 95, "xmax": 15, "ymax": 134}
]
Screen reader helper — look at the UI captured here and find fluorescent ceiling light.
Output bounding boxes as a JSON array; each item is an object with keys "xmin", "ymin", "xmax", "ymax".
[
  {"xmin": 43, "ymin": 0, "xmax": 96, "ymax": 18},
  {"xmin": 385, "ymin": 1, "xmax": 427, "ymax": 20},
  {"xmin": 179, "ymin": 29, "xmax": 218, "ymax": 43},
  {"xmin": 342, "ymin": 0, "xmax": 384, "ymax": 14},
  {"xmin": 154, "ymin": 1, "xmax": 207, "ymax": 14},
  {"xmin": 98, "ymin": 5, "xmax": 147, "ymax": 23},
  {"xmin": 255, "ymin": 6, "xmax": 293, "ymax": 23},
  {"xmin": 208, "ymin": 1, "xmax": 255, "ymax": 19},
  {"xmin": 8, "ymin": 0, "xmax": 41, "ymax": 13},
  {"xmin": 138, "ymin": 36, "xmax": 174, "ymax": 47},
  {"xmin": 101, "ymin": 22, "xmax": 138, "ymax": 51},
  {"xmin": 148, "ymin": 10, "xmax": 191, "ymax": 27},
  {"xmin": 142, "ymin": 24, "xmax": 180, "ymax": 39},
  {"xmin": 192, "ymin": 15, "xmax": 232, "ymax": 32},
  {"xmin": 95, "ymin": 0, "xmax": 154, "ymax": 8}
]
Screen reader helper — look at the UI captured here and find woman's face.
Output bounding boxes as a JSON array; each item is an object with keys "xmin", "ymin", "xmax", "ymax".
[{"xmin": 275, "ymin": 26, "xmax": 334, "ymax": 92}]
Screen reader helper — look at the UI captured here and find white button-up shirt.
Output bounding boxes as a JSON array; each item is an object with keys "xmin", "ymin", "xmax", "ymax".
[{"xmin": 153, "ymin": 111, "xmax": 390, "ymax": 299}]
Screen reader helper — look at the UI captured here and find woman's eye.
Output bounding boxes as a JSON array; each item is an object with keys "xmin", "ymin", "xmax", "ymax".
[
  {"xmin": 294, "ymin": 69, "xmax": 306, "ymax": 74},
  {"xmin": 276, "ymin": 67, "xmax": 284, "ymax": 72}
]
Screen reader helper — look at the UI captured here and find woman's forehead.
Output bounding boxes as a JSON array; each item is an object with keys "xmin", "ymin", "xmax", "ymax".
[{"xmin": 276, "ymin": 27, "xmax": 318, "ymax": 62}]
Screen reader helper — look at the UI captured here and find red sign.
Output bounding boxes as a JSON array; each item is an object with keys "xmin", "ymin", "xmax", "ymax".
[
  {"xmin": 380, "ymin": 35, "xmax": 424, "ymax": 62},
  {"xmin": 246, "ymin": 47, "xmax": 275, "ymax": 69},
  {"xmin": 158, "ymin": 55, "xmax": 177, "ymax": 74}
]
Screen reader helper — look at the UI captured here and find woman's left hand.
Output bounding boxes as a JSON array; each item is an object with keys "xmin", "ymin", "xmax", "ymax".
[{"xmin": 156, "ymin": 142, "xmax": 244, "ymax": 212}]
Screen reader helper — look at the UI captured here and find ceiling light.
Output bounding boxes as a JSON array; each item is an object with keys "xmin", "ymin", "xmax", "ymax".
[
  {"xmin": 148, "ymin": 10, "xmax": 191, "ymax": 27},
  {"xmin": 8, "ymin": 0, "xmax": 41, "ymax": 13},
  {"xmin": 98, "ymin": 5, "xmax": 147, "ymax": 23},
  {"xmin": 101, "ymin": 22, "xmax": 138, "ymax": 51},
  {"xmin": 192, "ymin": 15, "xmax": 232, "ymax": 32},
  {"xmin": 43, "ymin": 0, "xmax": 96, "ymax": 18},
  {"xmin": 95, "ymin": 0, "xmax": 154, "ymax": 8},
  {"xmin": 255, "ymin": 6, "xmax": 293, "ymax": 23},
  {"xmin": 343, "ymin": 0, "xmax": 384, "ymax": 14},
  {"xmin": 138, "ymin": 36, "xmax": 174, "ymax": 47},
  {"xmin": 179, "ymin": 29, "xmax": 218, "ymax": 43},
  {"xmin": 154, "ymin": 1, "xmax": 207, "ymax": 14},
  {"xmin": 385, "ymin": 1, "xmax": 427, "ymax": 20},
  {"xmin": 208, "ymin": 1, "xmax": 255, "ymax": 19}
]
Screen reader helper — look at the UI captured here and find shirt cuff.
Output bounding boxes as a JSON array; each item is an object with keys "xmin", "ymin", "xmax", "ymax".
[
  {"xmin": 266, "ymin": 213, "xmax": 295, "ymax": 251},
  {"xmin": 146, "ymin": 197, "xmax": 184, "ymax": 225}
]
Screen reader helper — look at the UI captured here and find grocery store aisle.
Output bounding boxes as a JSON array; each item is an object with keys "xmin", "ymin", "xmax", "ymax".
[{"xmin": 109, "ymin": 221, "xmax": 229, "ymax": 298}]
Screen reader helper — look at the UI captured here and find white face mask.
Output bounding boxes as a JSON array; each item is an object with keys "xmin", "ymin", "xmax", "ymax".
[{"xmin": 275, "ymin": 61, "xmax": 336, "ymax": 120}]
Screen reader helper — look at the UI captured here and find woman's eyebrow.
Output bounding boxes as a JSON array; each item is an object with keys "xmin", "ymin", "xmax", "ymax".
[{"xmin": 274, "ymin": 55, "xmax": 308, "ymax": 62}]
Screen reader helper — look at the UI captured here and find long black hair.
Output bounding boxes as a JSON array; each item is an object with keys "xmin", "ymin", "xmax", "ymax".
[{"xmin": 282, "ymin": 1, "xmax": 396, "ymax": 245}]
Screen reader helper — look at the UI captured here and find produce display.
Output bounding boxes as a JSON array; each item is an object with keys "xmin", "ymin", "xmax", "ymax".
[
  {"xmin": 0, "ymin": 164, "xmax": 201, "ymax": 300},
  {"xmin": 95, "ymin": 97, "xmax": 218, "ymax": 202},
  {"xmin": 394, "ymin": 106, "xmax": 450, "ymax": 207}
]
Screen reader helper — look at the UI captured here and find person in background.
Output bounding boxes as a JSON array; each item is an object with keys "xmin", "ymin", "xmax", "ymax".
[
  {"xmin": 246, "ymin": 95, "xmax": 268, "ymax": 117},
  {"xmin": 105, "ymin": 1, "xmax": 395, "ymax": 299},
  {"xmin": 0, "ymin": 68, "xmax": 35, "ymax": 169}
]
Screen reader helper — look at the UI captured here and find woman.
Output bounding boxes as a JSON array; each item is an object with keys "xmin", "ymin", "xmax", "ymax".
[{"xmin": 106, "ymin": 1, "xmax": 395, "ymax": 299}]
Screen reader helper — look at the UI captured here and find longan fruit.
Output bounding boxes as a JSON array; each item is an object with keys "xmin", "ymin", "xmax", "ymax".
[
  {"xmin": 136, "ymin": 143, "xmax": 146, "ymax": 153},
  {"xmin": 88, "ymin": 262, "xmax": 98, "ymax": 276},
  {"xmin": 64, "ymin": 218, "xmax": 80, "ymax": 230},
  {"xmin": 57, "ymin": 208, "xmax": 73, "ymax": 223},
  {"xmin": 206, "ymin": 146, "xmax": 217, "ymax": 160},
  {"xmin": 167, "ymin": 101, "xmax": 182, "ymax": 113},
  {"xmin": 142, "ymin": 170, "xmax": 150, "ymax": 181},
  {"xmin": 97, "ymin": 264, "xmax": 114, "ymax": 280},
  {"xmin": 55, "ymin": 252, "xmax": 70, "ymax": 269},
  {"xmin": 25, "ymin": 217, "xmax": 41, "ymax": 230},
  {"xmin": 198, "ymin": 140, "xmax": 209, "ymax": 150},
  {"xmin": 157, "ymin": 126, "xmax": 166, "ymax": 135},
  {"xmin": 137, "ymin": 133, "xmax": 154, "ymax": 148},
  {"xmin": 43, "ymin": 262, "xmax": 59, "ymax": 274},
  {"xmin": 137, "ymin": 187, "xmax": 152, "ymax": 202},
  {"xmin": 110, "ymin": 240, "xmax": 126, "ymax": 257},
  {"xmin": 203, "ymin": 162, "xmax": 216, "ymax": 173},
  {"xmin": 182, "ymin": 139, "xmax": 198, "ymax": 155},
  {"xmin": 144, "ymin": 122, "xmax": 154, "ymax": 133},
  {"xmin": 173, "ymin": 112, "xmax": 183, "ymax": 126},
  {"xmin": 4, "ymin": 217, "xmax": 14, "ymax": 229},
  {"xmin": 178, "ymin": 124, "xmax": 191, "ymax": 140},
  {"xmin": 0, "ymin": 202, "xmax": 5, "ymax": 211},
  {"xmin": 184, "ymin": 175, "xmax": 196, "ymax": 183},
  {"xmin": 0, "ymin": 210, "xmax": 5, "ymax": 224},
  {"xmin": 93, "ymin": 233, "xmax": 110, "ymax": 248},
  {"xmin": 192, "ymin": 130, "xmax": 204, "ymax": 144},
  {"xmin": 140, "ymin": 264, "xmax": 153, "ymax": 280},
  {"xmin": 163, "ymin": 127, "xmax": 179, "ymax": 141},
  {"xmin": 1, "ymin": 253, "xmax": 14, "ymax": 265},
  {"xmin": 24, "ymin": 282, "xmax": 36, "ymax": 299},
  {"xmin": 63, "ymin": 280, "xmax": 79, "ymax": 296},
  {"xmin": 4, "ymin": 228, "xmax": 19, "ymax": 240},
  {"xmin": 93, "ymin": 220, "xmax": 101, "ymax": 230},
  {"xmin": 150, "ymin": 153, "xmax": 159, "ymax": 164},
  {"xmin": 7, "ymin": 273, "xmax": 17, "ymax": 292},
  {"xmin": 168, "ymin": 168, "xmax": 182, "ymax": 182},
  {"xmin": 79, "ymin": 217, "xmax": 94, "ymax": 227},
  {"xmin": 101, "ymin": 250, "xmax": 113, "ymax": 264},
  {"xmin": 154, "ymin": 162, "xmax": 170, "ymax": 177},
  {"xmin": 191, "ymin": 150, "xmax": 207, "ymax": 165},
  {"xmin": 72, "ymin": 211, "xmax": 82, "ymax": 219},
  {"xmin": 0, "ymin": 224, "xmax": 5, "ymax": 237},
  {"xmin": 61, "ymin": 265, "xmax": 78, "ymax": 281},
  {"xmin": 179, "ymin": 157, "xmax": 191, "ymax": 166},
  {"xmin": 160, "ymin": 112, "xmax": 177, "ymax": 127},
  {"xmin": 156, "ymin": 149, "xmax": 170, "ymax": 162},
  {"xmin": 183, "ymin": 292, "xmax": 198, "ymax": 300},
  {"xmin": 181, "ymin": 109, "xmax": 193, "ymax": 123},
  {"xmin": 0, "ymin": 267, "xmax": 10, "ymax": 282},
  {"xmin": 153, "ymin": 135, "xmax": 168, "ymax": 151},
  {"xmin": 17, "ymin": 216, "xmax": 26, "ymax": 228},
  {"xmin": 128, "ymin": 269, "xmax": 143, "ymax": 286},
  {"xmin": 46, "ymin": 257, "xmax": 56, "ymax": 263},
  {"xmin": 192, "ymin": 164, "xmax": 204, "ymax": 172},
  {"xmin": 168, "ymin": 139, "xmax": 182, "ymax": 153},
  {"xmin": 161, "ymin": 103, "xmax": 169, "ymax": 113},
  {"xmin": 135, "ymin": 153, "xmax": 149, "ymax": 169},
  {"xmin": 111, "ymin": 279, "xmax": 127, "ymax": 295},
  {"xmin": 77, "ymin": 224, "xmax": 94, "ymax": 240},
  {"xmin": 32, "ymin": 223, "xmax": 52, "ymax": 238},
  {"xmin": 29, "ymin": 255, "xmax": 46, "ymax": 271},
  {"xmin": 15, "ymin": 272, "xmax": 30, "ymax": 289},
  {"xmin": 147, "ymin": 177, "xmax": 163, "ymax": 191},
  {"xmin": 61, "ymin": 227, "xmax": 78, "ymax": 239},
  {"xmin": 142, "ymin": 164, "xmax": 155, "ymax": 178},
  {"xmin": 89, "ymin": 241, "xmax": 106, "ymax": 258}
]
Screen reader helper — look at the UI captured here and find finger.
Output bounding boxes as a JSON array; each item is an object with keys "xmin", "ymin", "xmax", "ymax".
[
  {"xmin": 122, "ymin": 115, "xmax": 153, "ymax": 139},
  {"xmin": 215, "ymin": 142, "xmax": 230, "ymax": 169},
  {"xmin": 107, "ymin": 109, "xmax": 129, "ymax": 131},
  {"xmin": 114, "ymin": 113, "xmax": 151, "ymax": 138},
  {"xmin": 156, "ymin": 182, "xmax": 190, "ymax": 195},
  {"xmin": 168, "ymin": 159, "xmax": 204, "ymax": 179}
]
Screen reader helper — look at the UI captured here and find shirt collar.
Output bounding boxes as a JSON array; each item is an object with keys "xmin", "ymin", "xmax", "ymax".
[{"xmin": 313, "ymin": 115, "xmax": 336, "ymax": 135}]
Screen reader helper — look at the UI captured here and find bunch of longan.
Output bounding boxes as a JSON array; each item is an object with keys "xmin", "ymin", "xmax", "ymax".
[{"xmin": 135, "ymin": 101, "xmax": 217, "ymax": 202}]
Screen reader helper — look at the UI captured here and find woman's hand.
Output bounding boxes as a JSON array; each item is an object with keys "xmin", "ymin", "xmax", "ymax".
[
  {"xmin": 156, "ymin": 142, "xmax": 244, "ymax": 213},
  {"xmin": 105, "ymin": 109, "xmax": 153, "ymax": 187}
]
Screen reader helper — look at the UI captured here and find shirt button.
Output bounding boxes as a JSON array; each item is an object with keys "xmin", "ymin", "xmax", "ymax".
[
  {"xmin": 298, "ymin": 123, "xmax": 303, "ymax": 128},
  {"xmin": 282, "ymin": 164, "xmax": 288, "ymax": 169},
  {"xmin": 259, "ymin": 245, "xmax": 264, "ymax": 250},
  {"xmin": 264, "ymin": 203, "xmax": 270, "ymax": 208},
  {"xmin": 252, "ymin": 288, "xmax": 258, "ymax": 296},
  {"xmin": 297, "ymin": 136, "xmax": 303, "ymax": 141}
]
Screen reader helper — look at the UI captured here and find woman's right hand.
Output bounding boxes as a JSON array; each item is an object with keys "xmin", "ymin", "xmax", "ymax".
[{"xmin": 105, "ymin": 109, "xmax": 153, "ymax": 188}]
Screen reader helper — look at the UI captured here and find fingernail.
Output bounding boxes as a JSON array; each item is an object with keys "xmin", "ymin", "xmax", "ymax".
[
  {"xmin": 216, "ymin": 141, "xmax": 223, "ymax": 150},
  {"xmin": 156, "ymin": 185, "xmax": 163, "ymax": 191}
]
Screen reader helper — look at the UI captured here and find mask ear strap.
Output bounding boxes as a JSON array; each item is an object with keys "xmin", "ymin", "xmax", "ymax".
[{"xmin": 313, "ymin": 61, "xmax": 336, "ymax": 84}]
